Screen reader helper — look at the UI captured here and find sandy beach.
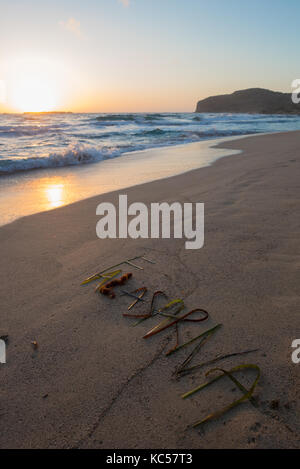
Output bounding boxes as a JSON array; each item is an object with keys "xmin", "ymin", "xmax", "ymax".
[{"xmin": 0, "ymin": 131, "xmax": 299, "ymax": 449}]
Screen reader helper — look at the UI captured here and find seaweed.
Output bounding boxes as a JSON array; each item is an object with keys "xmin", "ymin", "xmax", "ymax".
[
  {"xmin": 80, "ymin": 252, "xmax": 263, "ymax": 432},
  {"xmin": 177, "ymin": 349, "xmax": 259, "ymax": 377},
  {"xmin": 129, "ymin": 291, "xmax": 169, "ymax": 325},
  {"xmin": 172, "ymin": 325, "xmax": 222, "ymax": 376},
  {"xmin": 182, "ymin": 364, "xmax": 261, "ymax": 428},
  {"xmin": 122, "ymin": 287, "xmax": 148, "ymax": 311},
  {"xmin": 143, "ymin": 308, "xmax": 209, "ymax": 340},
  {"xmin": 94, "ymin": 270, "xmax": 122, "ymax": 293},
  {"xmin": 99, "ymin": 273, "xmax": 133, "ymax": 298},
  {"xmin": 81, "ymin": 255, "xmax": 155, "ymax": 285}
]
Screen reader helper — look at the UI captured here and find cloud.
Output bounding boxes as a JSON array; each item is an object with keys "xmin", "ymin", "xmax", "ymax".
[
  {"xmin": 119, "ymin": 0, "xmax": 130, "ymax": 6},
  {"xmin": 59, "ymin": 18, "xmax": 83, "ymax": 38}
]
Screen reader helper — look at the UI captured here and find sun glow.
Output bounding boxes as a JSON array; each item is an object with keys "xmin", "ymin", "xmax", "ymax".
[
  {"xmin": 8, "ymin": 59, "xmax": 61, "ymax": 112},
  {"xmin": 45, "ymin": 183, "xmax": 65, "ymax": 208},
  {"xmin": 11, "ymin": 77, "xmax": 58, "ymax": 112}
]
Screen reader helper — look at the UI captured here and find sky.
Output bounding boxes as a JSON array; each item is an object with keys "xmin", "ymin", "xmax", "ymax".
[{"xmin": 0, "ymin": 0, "xmax": 299, "ymax": 112}]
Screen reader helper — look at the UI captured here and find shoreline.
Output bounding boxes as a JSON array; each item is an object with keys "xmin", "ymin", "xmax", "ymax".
[
  {"xmin": 0, "ymin": 129, "xmax": 295, "ymax": 228},
  {"xmin": 0, "ymin": 134, "xmax": 243, "ymax": 227},
  {"xmin": 0, "ymin": 130, "xmax": 299, "ymax": 448}
]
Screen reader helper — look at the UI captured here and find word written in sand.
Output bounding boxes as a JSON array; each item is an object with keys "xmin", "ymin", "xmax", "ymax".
[
  {"xmin": 96, "ymin": 195, "xmax": 204, "ymax": 250},
  {"xmin": 292, "ymin": 339, "xmax": 300, "ymax": 364}
]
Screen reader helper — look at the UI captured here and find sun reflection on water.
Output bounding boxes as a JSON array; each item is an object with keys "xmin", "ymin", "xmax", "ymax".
[{"xmin": 45, "ymin": 183, "xmax": 64, "ymax": 208}]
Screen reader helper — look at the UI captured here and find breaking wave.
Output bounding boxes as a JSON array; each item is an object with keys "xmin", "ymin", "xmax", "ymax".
[
  {"xmin": 1, "ymin": 111, "xmax": 300, "ymax": 176},
  {"xmin": 0, "ymin": 144, "xmax": 120, "ymax": 175}
]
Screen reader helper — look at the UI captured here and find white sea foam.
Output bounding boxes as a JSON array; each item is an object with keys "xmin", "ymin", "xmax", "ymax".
[{"xmin": 0, "ymin": 143, "xmax": 120, "ymax": 174}]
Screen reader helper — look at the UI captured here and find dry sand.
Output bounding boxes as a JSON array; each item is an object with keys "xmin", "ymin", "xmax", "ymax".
[{"xmin": 0, "ymin": 131, "xmax": 299, "ymax": 449}]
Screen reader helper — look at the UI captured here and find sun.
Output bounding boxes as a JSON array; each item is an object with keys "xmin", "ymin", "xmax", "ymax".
[
  {"xmin": 9, "ymin": 59, "xmax": 60, "ymax": 112},
  {"xmin": 11, "ymin": 77, "xmax": 57, "ymax": 113}
]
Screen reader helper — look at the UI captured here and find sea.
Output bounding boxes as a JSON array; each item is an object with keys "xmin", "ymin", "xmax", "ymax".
[{"xmin": 1, "ymin": 112, "xmax": 300, "ymax": 175}]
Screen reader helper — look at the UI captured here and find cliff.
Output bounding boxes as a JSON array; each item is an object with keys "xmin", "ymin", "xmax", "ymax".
[{"xmin": 195, "ymin": 88, "xmax": 300, "ymax": 114}]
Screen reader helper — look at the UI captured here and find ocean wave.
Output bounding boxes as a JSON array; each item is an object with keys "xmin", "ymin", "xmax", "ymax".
[
  {"xmin": 95, "ymin": 114, "xmax": 136, "ymax": 122},
  {"xmin": 0, "ymin": 144, "xmax": 120, "ymax": 175},
  {"xmin": 143, "ymin": 113, "xmax": 181, "ymax": 121},
  {"xmin": 133, "ymin": 128, "xmax": 255, "ymax": 140},
  {"xmin": 143, "ymin": 113, "xmax": 167, "ymax": 121},
  {"xmin": 0, "ymin": 128, "xmax": 249, "ymax": 175},
  {"xmin": 0, "ymin": 125, "xmax": 63, "ymax": 138},
  {"xmin": 135, "ymin": 128, "xmax": 166, "ymax": 137},
  {"xmin": 72, "ymin": 131, "xmax": 124, "ymax": 139},
  {"xmin": 1, "ymin": 111, "xmax": 300, "ymax": 177},
  {"xmin": 94, "ymin": 113, "xmax": 188, "ymax": 124},
  {"xmin": 188, "ymin": 129, "xmax": 257, "ymax": 138}
]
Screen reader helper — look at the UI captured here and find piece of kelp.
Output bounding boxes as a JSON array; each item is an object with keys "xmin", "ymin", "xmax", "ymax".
[
  {"xmin": 143, "ymin": 308, "xmax": 209, "ymax": 340},
  {"xmin": 177, "ymin": 349, "xmax": 259, "ymax": 377},
  {"xmin": 124, "ymin": 290, "xmax": 168, "ymax": 320},
  {"xmin": 99, "ymin": 273, "xmax": 134, "ymax": 299},
  {"xmin": 182, "ymin": 364, "xmax": 261, "ymax": 428},
  {"xmin": 125, "ymin": 287, "xmax": 148, "ymax": 311},
  {"xmin": 175, "ymin": 329, "xmax": 219, "ymax": 374},
  {"xmin": 130, "ymin": 291, "xmax": 173, "ymax": 326},
  {"xmin": 81, "ymin": 255, "xmax": 155, "ymax": 285},
  {"xmin": 169, "ymin": 324, "xmax": 222, "ymax": 376},
  {"xmin": 94, "ymin": 270, "xmax": 122, "ymax": 293},
  {"xmin": 121, "ymin": 289, "xmax": 146, "ymax": 302},
  {"xmin": 166, "ymin": 324, "xmax": 222, "ymax": 357},
  {"xmin": 142, "ymin": 299, "xmax": 185, "ymax": 338}
]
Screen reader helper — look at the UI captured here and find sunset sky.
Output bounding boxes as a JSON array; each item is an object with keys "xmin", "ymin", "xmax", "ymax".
[{"xmin": 0, "ymin": 0, "xmax": 299, "ymax": 113}]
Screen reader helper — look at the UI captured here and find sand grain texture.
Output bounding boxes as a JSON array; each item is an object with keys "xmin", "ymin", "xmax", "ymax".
[{"xmin": 0, "ymin": 131, "xmax": 299, "ymax": 449}]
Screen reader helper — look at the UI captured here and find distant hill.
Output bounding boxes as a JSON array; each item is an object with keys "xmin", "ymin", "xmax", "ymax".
[{"xmin": 195, "ymin": 88, "xmax": 300, "ymax": 114}]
